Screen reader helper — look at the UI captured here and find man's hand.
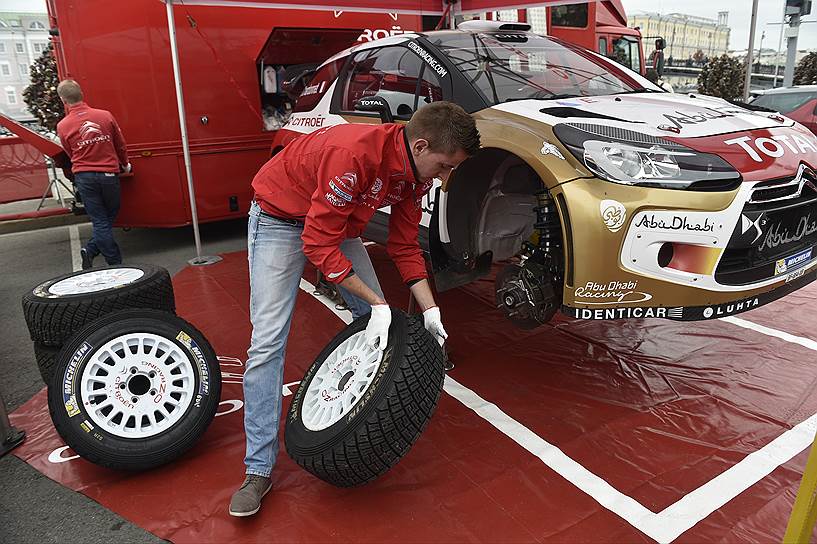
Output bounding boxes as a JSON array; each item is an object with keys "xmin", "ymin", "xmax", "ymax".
[
  {"xmin": 422, "ymin": 306, "xmax": 448, "ymax": 346},
  {"xmin": 365, "ymin": 304, "xmax": 391, "ymax": 350},
  {"xmin": 121, "ymin": 163, "xmax": 132, "ymax": 174}
]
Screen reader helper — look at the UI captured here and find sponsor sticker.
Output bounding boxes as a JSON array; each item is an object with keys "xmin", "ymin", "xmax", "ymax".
[
  {"xmin": 540, "ymin": 141, "xmax": 565, "ymax": 160},
  {"xmin": 407, "ymin": 41, "xmax": 448, "ymax": 78},
  {"xmin": 329, "ymin": 181, "xmax": 353, "ymax": 202},
  {"xmin": 600, "ymin": 200, "xmax": 626, "ymax": 232},
  {"xmin": 62, "ymin": 342, "xmax": 91, "ymax": 416},
  {"xmin": 724, "ymin": 133, "xmax": 817, "ymax": 163},
  {"xmin": 785, "ymin": 267, "xmax": 807, "ymax": 283},
  {"xmin": 286, "ymin": 115, "xmax": 326, "ymax": 128},
  {"xmin": 65, "ymin": 395, "xmax": 81, "ymax": 418},
  {"xmin": 775, "ymin": 247, "xmax": 812, "ymax": 275},
  {"xmin": 371, "ymin": 178, "xmax": 383, "ymax": 197},
  {"xmin": 324, "ymin": 191, "xmax": 348, "ymax": 207},
  {"xmin": 176, "ymin": 331, "xmax": 210, "ymax": 401},
  {"xmin": 701, "ymin": 297, "xmax": 760, "ymax": 319},
  {"xmin": 761, "ymin": 215, "xmax": 817, "ymax": 251},
  {"xmin": 634, "ymin": 214, "xmax": 716, "ymax": 233},
  {"xmin": 572, "ymin": 306, "xmax": 679, "ymax": 320},
  {"xmin": 574, "ymin": 280, "xmax": 652, "ymax": 305}
]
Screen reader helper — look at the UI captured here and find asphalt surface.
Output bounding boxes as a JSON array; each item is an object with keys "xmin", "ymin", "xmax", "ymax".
[{"xmin": 0, "ymin": 218, "xmax": 248, "ymax": 544}]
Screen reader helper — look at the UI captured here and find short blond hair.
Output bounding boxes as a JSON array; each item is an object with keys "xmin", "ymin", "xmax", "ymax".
[
  {"xmin": 406, "ymin": 101, "xmax": 480, "ymax": 157},
  {"xmin": 57, "ymin": 79, "xmax": 83, "ymax": 104}
]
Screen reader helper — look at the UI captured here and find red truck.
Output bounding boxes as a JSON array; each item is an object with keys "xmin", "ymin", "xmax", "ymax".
[{"xmin": 4, "ymin": 0, "xmax": 643, "ymax": 229}]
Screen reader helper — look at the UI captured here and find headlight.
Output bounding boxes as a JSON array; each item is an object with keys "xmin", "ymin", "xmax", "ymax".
[{"xmin": 553, "ymin": 123, "xmax": 741, "ymax": 190}]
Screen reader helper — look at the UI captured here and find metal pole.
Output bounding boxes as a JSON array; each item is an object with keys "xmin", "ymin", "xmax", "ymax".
[
  {"xmin": 774, "ymin": 0, "xmax": 786, "ymax": 88},
  {"xmin": 165, "ymin": 0, "xmax": 221, "ymax": 266},
  {"xmin": 743, "ymin": 0, "xmax": 759, "ymax": 102},
  {"xmin": 784, "ymin": 13, "xmax": 800, "ymax": 87}
]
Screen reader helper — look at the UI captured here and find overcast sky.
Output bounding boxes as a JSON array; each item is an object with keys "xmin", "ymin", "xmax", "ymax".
[
  {"xmin": 622, "ymin": 0, "xmax": 817, "ymax": 51},
  {"xmin": 5, "ymin": 0, "xmax": 815, "ymax": 52}
]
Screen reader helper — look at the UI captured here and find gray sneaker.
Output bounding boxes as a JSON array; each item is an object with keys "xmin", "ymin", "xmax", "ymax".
[{"xmin": 229, "ymin": 475, "xmax": 272, "ymax": 517}]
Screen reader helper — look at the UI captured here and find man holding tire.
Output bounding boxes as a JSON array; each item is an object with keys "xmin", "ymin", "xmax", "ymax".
[
  {"xmin": 230, "ymin": 101, "xmax": 480, "ymax": 517},
  {"xmin": 56, "ymin": 79, "xmax": 131, "ymax": 269}
]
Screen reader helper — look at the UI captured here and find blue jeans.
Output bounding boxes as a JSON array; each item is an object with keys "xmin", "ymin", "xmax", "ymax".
[
  {"xmin": 75, "ymin": 172, "xmax": 122, "ymax": 265},
  {"xmin": 243, "ymin": 201, "xmax": 384, "ymax": 477}
]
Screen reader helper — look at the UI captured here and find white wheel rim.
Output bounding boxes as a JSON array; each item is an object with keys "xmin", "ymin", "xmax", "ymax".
[
  {"xmin": 302, "ymin": 331, "xmax": 382, "ymax": 431},
  {"xmin": 79, "ymin": 332, "xmax": 196, "ymax": 439},
  {"xmin": 49, "ymin": 268, "xmax": 145, "ymax": 296}
]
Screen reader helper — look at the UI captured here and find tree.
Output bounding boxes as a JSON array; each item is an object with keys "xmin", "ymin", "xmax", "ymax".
[
  {"xmin": 697, "ymin": 54, "xmax": 744, "ymax": 100},
  {"xmin": 794, "ymin": 52, "xmax": 817, "ymax": 85},
  {"xmin": 693, "ymin": 49, "xmax": 705, "ymax": 64},
  {"xmin": 23, "ymin": 43, "xmax": 64, "ymax": 130}
]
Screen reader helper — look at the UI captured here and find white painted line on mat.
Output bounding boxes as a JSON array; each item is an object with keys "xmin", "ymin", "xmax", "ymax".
[
  {"xmin": 69, "ymin": 225, "xmax": 81, "ymax": 272},
  {"xmin": 299, "ymin": 280, "xmax": 817, "ymax": 542},
  {"xmin": 446, "ymin": 374, "xmax": 817, "ymax": 543},
  {"xmin": 720, "ymin": 315, "xmax": 817, "ymax": 353}
]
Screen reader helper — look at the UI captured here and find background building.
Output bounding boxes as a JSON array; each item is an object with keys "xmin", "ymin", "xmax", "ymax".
[
  {"xmin": 628, "ymin": 11, "xmax": 730, "ymax": 63},
  {"xmin": 0, "ymin": 11, "xmax": 50, "ymax": 121}
]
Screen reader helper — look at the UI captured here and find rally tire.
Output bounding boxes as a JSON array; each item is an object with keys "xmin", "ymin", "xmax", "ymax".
[
  {"xmin": 285, "ymin": 309, "xmax": 445, "ymax": 487},
  {"xmin": 34, "ymin": 342, "xmax": 62, "ymax": 385},
  {"xmin": 47, "ymin": 309, "xmax": 221, "ymax": 471},
  {"xmin": 22, "ymin": 265, "xmax": 175, "ymax": 346}
]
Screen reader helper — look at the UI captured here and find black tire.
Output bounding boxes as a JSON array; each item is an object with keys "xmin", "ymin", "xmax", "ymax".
[
  {"xmin": 285, "ymin": 308, "xmax": 445, "ymax": 487},
  {"xmin": 22, "ymin": 264, "xmax": 175, "ymax": 346},
  {"xmin": 47, "ymin": 309, "xmax": 221, "ymax": 471},
  {"xmin": 33, "ymin": 342, "xmax": 62, "ymax": 385}
]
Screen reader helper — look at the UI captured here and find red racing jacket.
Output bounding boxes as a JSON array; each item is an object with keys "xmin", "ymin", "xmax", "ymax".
[
  {"xmin": 56, "ymin": 101, "xmax": 128, "ymax": 173},
  {"xmin": 252, "ymin": 123, "xmax": 433, "ymax": 284}
]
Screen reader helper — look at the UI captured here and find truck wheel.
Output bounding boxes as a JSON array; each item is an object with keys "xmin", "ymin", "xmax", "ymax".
[
  {"xmin": 33, "ymin": 342, "xmax": 61, "ymax": 385},
  {"xmin": 285, "ymin": 309, "xmax": 445, "ymax": 487},
  {"xmin": 47, "ymin": 309, "xmax": 221, "ymax": 471},
  {"xmin": 22, "ymin": 265, "xmax": 175, "ymax": 346}
]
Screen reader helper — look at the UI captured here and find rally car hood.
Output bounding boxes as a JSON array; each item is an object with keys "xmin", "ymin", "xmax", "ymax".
[
  {"xmin": 492, "ymin": 92, "xmax": 817, "ymax": 181},
  {"xmin": 492, "ymin": 92, "xmax": 788, "ymax": 139}
]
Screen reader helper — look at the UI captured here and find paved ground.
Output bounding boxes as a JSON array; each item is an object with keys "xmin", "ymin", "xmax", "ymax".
[{"xmin": 0, "ymin": 218, "xmax": 247, "ymax": 544}]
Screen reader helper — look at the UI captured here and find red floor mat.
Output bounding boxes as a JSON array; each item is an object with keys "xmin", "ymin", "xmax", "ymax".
[{"xmin": 11, "ymin": 247, "xmax": 817, "ymax": 543}]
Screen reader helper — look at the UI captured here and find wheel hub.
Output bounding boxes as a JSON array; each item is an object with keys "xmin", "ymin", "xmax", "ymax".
[
  {"xmin": 302, "ymin": 332, "xmax": 382, "ymax": 431},
  {"xmin": 79, "ymin": 332, "xmax": 196, "ymax": 438}
]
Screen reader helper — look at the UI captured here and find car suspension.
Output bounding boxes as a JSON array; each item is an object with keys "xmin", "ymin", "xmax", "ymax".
[{"xmin": 495, "ymin": 190, "xmax": 563, "ymax": 329}]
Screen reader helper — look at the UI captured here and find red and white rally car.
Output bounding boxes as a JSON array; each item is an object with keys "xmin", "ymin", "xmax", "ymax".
[{"xmin": 272, "ymin": 21, "xmax": 817, "ymax": 328}]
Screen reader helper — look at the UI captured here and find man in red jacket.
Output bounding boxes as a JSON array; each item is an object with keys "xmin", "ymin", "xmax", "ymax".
[
  {"xmin": 56, "ymin": 79, "xmax": 130, "ymax": 269},
  {"xmin": 230, "ymin": 101, "xmax": 480, "ymax": 517}
]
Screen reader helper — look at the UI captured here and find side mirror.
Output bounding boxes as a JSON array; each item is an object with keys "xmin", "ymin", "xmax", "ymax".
[{"xmin": 354, "ymin": 96, "xmax": 394, "ymax": 124}]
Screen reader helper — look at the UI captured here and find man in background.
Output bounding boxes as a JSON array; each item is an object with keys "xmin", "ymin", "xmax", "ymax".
[{"xmin": 57, "ymin": 79, "xmax": 130, "ymax": 269}]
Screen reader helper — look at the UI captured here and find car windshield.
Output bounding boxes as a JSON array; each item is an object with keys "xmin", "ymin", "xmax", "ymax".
[
  {"xmin": 752, "ymin": 91, "xmax": 816, "ymax": 114},
  {"xmin": 426, "ymin": 31, "xmax": 658, "ymax": 105}
]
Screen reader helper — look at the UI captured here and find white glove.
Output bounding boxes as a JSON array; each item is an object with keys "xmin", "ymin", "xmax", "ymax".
[
  {"xmin": 365, "ymin": 304, "xmax": 391, "ymax": 351},
  {"xmin": 423, "ymin": 306, "xmax": 448, "ymax": 347},
  {"xmin": 122, "ymin": 163, "xmax": 132, "ymax": 174}
]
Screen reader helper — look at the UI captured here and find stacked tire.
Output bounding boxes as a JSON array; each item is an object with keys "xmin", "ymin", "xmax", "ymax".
[
  {"xmin": 21, "ymin": 265, "xmax": 222, "ymax": 471},
  {"xmin": 23, "ymin": 265, "xmax": 176, "ymax": 384}
]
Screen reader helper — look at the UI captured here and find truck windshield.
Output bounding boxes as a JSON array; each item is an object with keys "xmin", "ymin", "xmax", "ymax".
[
  {"xmin": 427, "ymin": 31, "xmax": 652, "ymax": 105},
  {"xmin": 612, "ymin": 36, "xmax": 641, "ymax": 73}
]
